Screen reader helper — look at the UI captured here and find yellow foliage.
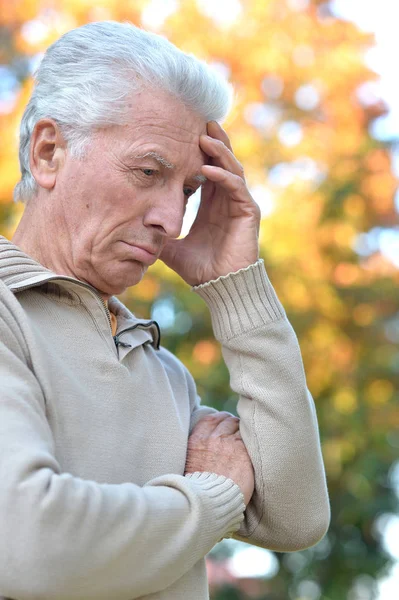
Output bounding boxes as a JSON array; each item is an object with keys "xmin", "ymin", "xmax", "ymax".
[
  {"xmin": 333, "ymin": 159, "xmax": 360, "ymax": 182},
  {"xmin": 280, "ymin": 276, "xmax": 312, "ymax": 311},
  {"xmin": 343, "ymin": 194, "xmax": 366, "ymax": 218},
  {"xmin": 309, "ymin": 322, "xmax": 337, "ymax": 349},
  {"xmin": 0, "ymin": 155, "xmax": 19, "ymax": 201},
  {"xmin": 352, "ymin": 303, "xmax": 375, "ymax": 327},
  {"xmin": 365, "ymin": 380, "xmax": 395, "ymax": 406},
  {"xmin": 332, "ymin": 223, "xmax": 357, "ymax": 249},
  {"xmin": 333, "ymin": 388, "xmax": 358, "ymax": 415},
  {"xmin": 0, "ymin": 201, "xmax": 24, "ymax": 239},
  {"xmin": 306, "ymin": 357, "xmax": 333, "ymax": 395},
  {"xmin": 313, "ymin": 286, "xmax": 346, "ymax": 320}
]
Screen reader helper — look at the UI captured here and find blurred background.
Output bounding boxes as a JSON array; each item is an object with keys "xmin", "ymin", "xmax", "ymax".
[{"xmin": 0, "ymin": 1, "xmax": 398, "ymax": 598}]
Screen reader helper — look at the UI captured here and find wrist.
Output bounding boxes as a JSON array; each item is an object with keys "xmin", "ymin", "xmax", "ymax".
[
  {"xmin": 192, "ymin": 259, "xmax": 286, "ymax": 340},
  {"xmin": 192, "ymin": 259, "xmax": 260, "ymax": 287}
]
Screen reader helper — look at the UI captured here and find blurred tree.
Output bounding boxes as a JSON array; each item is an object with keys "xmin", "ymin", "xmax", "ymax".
[{"xmin": 0, "ymin": 1, "xmax": 398, "ymax": 599}]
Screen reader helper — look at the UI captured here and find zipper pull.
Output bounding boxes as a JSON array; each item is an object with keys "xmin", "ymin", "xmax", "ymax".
[{"xmin": 113, "ymin": 335, "xmax": 132, "ymax": 348}]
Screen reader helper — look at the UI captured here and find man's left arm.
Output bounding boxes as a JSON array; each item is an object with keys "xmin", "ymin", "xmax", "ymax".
[{"xmin": 190, "ymin": 260, "xmax": 330, "ymax": 552}]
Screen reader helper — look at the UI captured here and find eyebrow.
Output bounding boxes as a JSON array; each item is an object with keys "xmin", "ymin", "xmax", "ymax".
[
  {"xmin": 133, "ymin": 151, "xmax": 207, "ymax": 185},
  {"xmin": 136, "ymin": 151, "xmax": 175, "ymax": 169}
]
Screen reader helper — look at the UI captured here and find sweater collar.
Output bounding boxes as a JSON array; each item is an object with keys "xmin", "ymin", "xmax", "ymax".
[
  {"xmin": 0, "ymin": 235, "xmax": 53, "ymax": 289},
  {"xmin": 0, "ymin": 235, "xmax": 160, "ymax": 349}
]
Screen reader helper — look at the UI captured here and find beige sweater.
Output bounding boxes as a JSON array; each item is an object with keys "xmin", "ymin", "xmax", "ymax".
[{"xmin": 0, "ymin": 236, "xmax": 330, "ymax": 600}]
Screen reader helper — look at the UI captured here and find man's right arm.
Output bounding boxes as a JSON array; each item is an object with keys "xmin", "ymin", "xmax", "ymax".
[{"xmin": 0, "ymin": 285, "xmax": 245, "ymax": 600}]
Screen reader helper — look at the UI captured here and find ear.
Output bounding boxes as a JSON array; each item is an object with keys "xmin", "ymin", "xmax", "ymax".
[{"xmin": 30, "ymin": 119, "xmax": 66, "ymax": 191}]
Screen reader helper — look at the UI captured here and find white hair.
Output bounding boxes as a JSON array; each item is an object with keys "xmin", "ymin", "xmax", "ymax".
[{"xmin": 14, "ymin": 20, "xmax": 233, "ymax": 203}]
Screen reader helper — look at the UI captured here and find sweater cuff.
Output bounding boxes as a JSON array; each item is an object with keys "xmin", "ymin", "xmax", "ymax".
[
  {"xmin": 184, "ymin": 472, "xmax": 245, "ymax": 537},
  {"xmin": 192, "ymin": 260, "xmax": 286, "ymax": 341}
]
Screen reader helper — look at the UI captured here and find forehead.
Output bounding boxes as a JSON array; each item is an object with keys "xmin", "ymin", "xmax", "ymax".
[{"xmin": 112, "ymin": 90, "xmax": 208, "ymax": 170}]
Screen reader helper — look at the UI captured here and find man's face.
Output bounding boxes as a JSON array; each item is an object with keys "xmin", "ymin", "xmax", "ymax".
[{"xmin": 53, "ymin": 89, "xmax": 207, "ymax": 297}]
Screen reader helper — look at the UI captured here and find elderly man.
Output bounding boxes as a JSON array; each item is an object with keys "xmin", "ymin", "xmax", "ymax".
[{"xmin": 0, "ymin": 20, "xmax": 329, "ymax": 600}]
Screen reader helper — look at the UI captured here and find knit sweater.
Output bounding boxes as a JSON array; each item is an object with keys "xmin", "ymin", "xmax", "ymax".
[{"xmin": 0, "ymin": 236, "xmax": 330, "ymax": 600}]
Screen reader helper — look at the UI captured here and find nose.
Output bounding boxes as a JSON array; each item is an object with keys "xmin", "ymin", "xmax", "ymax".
[{"xmin": 143, "ymin": 189, "xmax": 186, "ymax": 239}]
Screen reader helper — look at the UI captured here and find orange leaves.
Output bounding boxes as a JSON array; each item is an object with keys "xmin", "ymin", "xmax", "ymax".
[
  {"xmin": 365, "ymin": 148, "xmax": 392, "ymax": 173},
  {"xmin": 130, "ymin": 276, "xmax": 160, "ymax": 302},
  {"xmin": 333, "ymin": 262, "xmax": 360, "ymax": 286},
  {"xmin": 0, "ymin": 0, "xmax": 38, "ymax": 26},
  {"xmin": 192, "ymin": 340, "xmax": 220, "ymax": 366},
  {"xmin": 361, "ymin": 172, "xmax": 398, "ymax": 215},
  {"xmin": 177, "ymin": 340, "xmax": 222, "ymax": 380}
]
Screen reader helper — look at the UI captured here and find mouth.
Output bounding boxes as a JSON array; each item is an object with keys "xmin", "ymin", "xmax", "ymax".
[{"xmin": 121, "ymin": 242, "xmax": 159, "ymax": 264}]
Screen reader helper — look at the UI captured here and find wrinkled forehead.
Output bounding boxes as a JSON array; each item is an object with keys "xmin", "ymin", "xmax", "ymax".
[{"xmin": 112, "ymin": 91, "xmax": 209, "ymax": 171}]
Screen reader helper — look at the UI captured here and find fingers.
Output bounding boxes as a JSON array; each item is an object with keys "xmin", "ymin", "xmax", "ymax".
[
  {"xmin": 199, "ymin": 135, "xmax": 245, "ymax": 181},
  {"xmin": 211, "ymin": 415, "xmax": 240, "ymax": 438},
  {"xmin": 159, "ymin": 237, "xmax": 179, "ymax": 267},
  {"xmin": 207, "ymin": 120, "xmax": 233, "ymax": 152},
  {"xmin": 190, "ymin": 411, "xmax": 238, "ymax": 438},
  {"xmin": 200, "ymin": 165, "xmax": 256, "ymax": 209},
  {"xmin": 200, "ymin": 120, "xmax": 245, "ymax": 181}
]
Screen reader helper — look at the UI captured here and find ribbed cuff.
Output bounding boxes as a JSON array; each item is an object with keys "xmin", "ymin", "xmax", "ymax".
[
  {"xmin": 192, "ymin": 260, "xmax": 286, "ymax": 341},
  {"xmin": 184, "ymin": 472, "xmax": 245, "ymax": 537}
]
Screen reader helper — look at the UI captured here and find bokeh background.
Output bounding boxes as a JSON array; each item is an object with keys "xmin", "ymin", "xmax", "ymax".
[{"xmin": 0, "ymin": 1, "xmax": 398, "ymax": 599}]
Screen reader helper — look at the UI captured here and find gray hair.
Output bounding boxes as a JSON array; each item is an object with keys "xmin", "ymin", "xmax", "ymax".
[{"xmin": 14, "ymin": 20, "xmax": 233, "ymax": 203}]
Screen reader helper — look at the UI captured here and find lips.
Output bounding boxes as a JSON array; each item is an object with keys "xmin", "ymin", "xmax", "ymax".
[
  {"xmin": 132, "ymin": 244, "xmax": 158, "ymax": 256},
  {"xmin": 121, "ymin": 241, "xmax": 159, "ymax": 264}
]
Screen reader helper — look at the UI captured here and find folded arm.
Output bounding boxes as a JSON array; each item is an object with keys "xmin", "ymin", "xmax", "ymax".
[{"xmin": 190, "ymin": 260, "xmax": 331, "ymax": 552}]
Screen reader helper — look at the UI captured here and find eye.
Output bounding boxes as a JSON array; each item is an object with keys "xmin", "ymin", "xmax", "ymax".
[
  {"xmin": 183, "ymin": 187, "xmax": 195, "ymax": 198},
  {"xmin": 142, "ymin": 169, "xmax": 156, "ymax": 177}
]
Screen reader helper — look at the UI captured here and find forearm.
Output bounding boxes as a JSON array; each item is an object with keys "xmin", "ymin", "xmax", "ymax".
[
  {"xmin": 193, "ymin": 260, "xmax": 330, "ymax": 551},
  {"xmin": 1, "ymin": 463, "xmax": 243, "ymax": 600}
]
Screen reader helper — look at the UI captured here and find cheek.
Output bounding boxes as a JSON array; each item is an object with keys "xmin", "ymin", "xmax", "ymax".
[
  {"xmin": 61, "ymin": 162, "xmax": 145, "ymax": 248},
  {"xmin": 77, "ymin": 173, "xmax": 129, "ymax": 224}
]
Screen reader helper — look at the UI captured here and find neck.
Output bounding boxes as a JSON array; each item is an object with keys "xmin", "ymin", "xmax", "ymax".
[
  {"xmin": 13, "ymin": 196, "xmax": 73, "ymax": 282},
  {"xmin": 12, "ymin": 199, "xmax": 48, "ymax": 265}
]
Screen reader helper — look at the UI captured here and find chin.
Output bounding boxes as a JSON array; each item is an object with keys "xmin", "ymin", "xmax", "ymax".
[{"xmin": 102, "ymin": 264, "xmax": 147, "ymax": 295}]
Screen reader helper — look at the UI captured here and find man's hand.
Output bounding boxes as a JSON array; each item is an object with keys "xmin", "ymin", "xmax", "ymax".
[
  {"xmin": 160, "ymin": 121, "xmax": 261, "ymax": 286},
  {"xmin": 185, "ymin": 412, "xmax": 255, "ymax": 506}
]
